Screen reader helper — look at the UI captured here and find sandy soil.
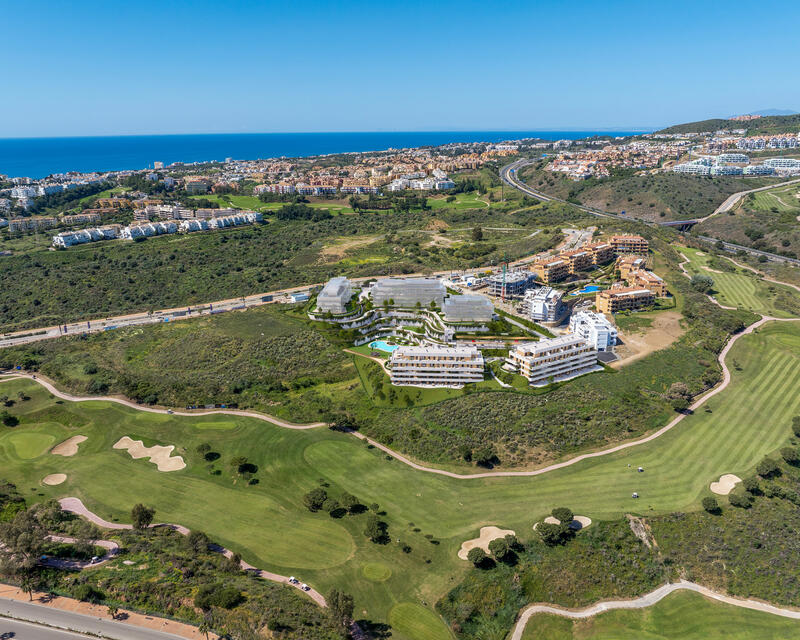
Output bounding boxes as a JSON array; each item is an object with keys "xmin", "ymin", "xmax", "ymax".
[
  {"xmin": 425, "ymin": 218, "xmax": 449, "ymax": 231},
  {"xmin": 319, "ymin": 235, "xmax": 380, "ymax": 261},
  {"xmin": 113, "ymin": 436, "xmax": 186, "ymax": 472},
  {"xmin": 50, "ymin": 435, "xmax": 87, "ymax": 457},
  {"xmin": 710, "ymin": 473, "xmax": 742, "ymax": 495},
  {"xmin": 611, "ymin": 311, "xmax": 685, "ymax": 369},
  {"xmin": 42, "ymin": 473, "xmax": 67, "ymax": 485},
  {"xmin": 458, "ymin": 526, "xmax": 515, "ymax": 560},
  {"xmin": 703, "ymin": 266, "xmax": 724, "ymax": 274}
]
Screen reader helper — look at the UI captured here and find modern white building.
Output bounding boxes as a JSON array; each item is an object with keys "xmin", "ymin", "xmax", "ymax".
[
  {"xmin": 371, "ymin": 278, "xmax": 446, "ymax": 308},
  {"xmin": 504, "ymin": 335, "xmax": 598, "ymax": 386},
  {"xmin": 487, "ymin": 270, "xmax": 537, "ymax": 299},
  {"xmin": 316, "ymin": 277, "xmax": 353, "ymax": 314},
  {"xmin": 710, "ymin": 165, "xmax": 743, "ymax": 175},
  {"xmin": 522, "ymin": 287, "xmax": 566, "ymax": 323},
  {"xmin": 743, "ymin": 165, "xmax": 775, "ymax": 175},
  {"xmin": 763, "ymin": 158, "xmax": 800, "ymax": 168},
  {"xmin": 569, "ymin": 311, "xmax": 618, "ymax": 351},
  {"xmin": 389, "ymin": 345, "xmax": 484, "ymax": 387},
  {"xmin": 442, "ymin": 295, "xmax": 494, "ymax": 323},
  {"xmin": 717, "ymin": 153, "xmax": 749, "ymax": 163},
  {"xmin": 672, "ymin": 162, "xmax": 711, "ymax": 175}
]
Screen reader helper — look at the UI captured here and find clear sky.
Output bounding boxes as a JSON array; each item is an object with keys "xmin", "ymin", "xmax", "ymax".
[{"xmin": 2, "ymin": 0, "xmax": 799, "ymax": 137}]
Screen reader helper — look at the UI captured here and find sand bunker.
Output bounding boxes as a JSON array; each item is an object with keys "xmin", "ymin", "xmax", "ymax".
[
  {"xmin": 535, "ymin": 515, "xmax": 592, "ymax": 531},
  {"xmin": 710, "ymin": 474, "xmax": 741, "ymax": 495},
  {"xmin": 43, "ymin": 474, "xmax": 67, "ymax": 486},
  {"xmin": 113, "ymin": 436, "xmax": 186, "ymax": 472},
  {"xmin": 51, "ymin": 435, "xmax": 87, "ymax": 457},
  {"xmin": 458, "ymin": 526, "xmax": 515, "ymax": 560}
]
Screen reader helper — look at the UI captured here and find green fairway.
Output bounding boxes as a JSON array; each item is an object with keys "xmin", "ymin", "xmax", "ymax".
[
  {"xmin": 680, "ymin": 247, "xmax": 799, "ymax": 317},
  {"xmin": 362, "ymin": 562, "xmax": 392, "ymax": 581},
  {"xmin": 746, "ymin": 183, "xmax": 800, "ymax": 214},
  {"xmin": 427, "ymin": 192, "xmax": 489, "ymax": 210},
  {"xmin": 521, "ymin": 590, "xmax": 800, "ymax": 639},
  {"xmin": 389, "ymin": 603, "xmax": 453, "ymax": 640},
  {"xmin": 2, "ymin": 320, "xmax": 800, "ymax": 638}
]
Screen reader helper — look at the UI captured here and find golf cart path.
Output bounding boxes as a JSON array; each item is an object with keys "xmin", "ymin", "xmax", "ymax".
[
  {"xmin": 510, "ymin": 580, "xmax": 800, "ymax": 640},
  {"xmin": 58, "ymin": 498, "xmax": 326, "ymax": 607},
  {"xmin": 0, "ymin": 315, "xmax": 783, "ymax": 480}
]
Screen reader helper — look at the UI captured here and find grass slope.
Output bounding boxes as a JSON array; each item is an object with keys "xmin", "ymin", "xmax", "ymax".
[
  {"xmin": 521, "ymin": 590, "xmax": 800, "ymax": 640},
  {"xmin": 1, "ymin": 320, "xmax": 800, "ymax": 637},
  {"xmin": 657, "ymin": 113, "xmax": 800, "ymax": 136}
]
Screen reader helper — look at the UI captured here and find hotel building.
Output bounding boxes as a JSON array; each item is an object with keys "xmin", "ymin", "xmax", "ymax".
[
  {"xmin": 389, "ymin": 345, "xmax": 484, "ymax": 387},
  {"xmin": 505, "ymin": 335, "xmax": 598, "ymax": 386},
  {"xmin": 595, "ymin": 286, "xmax": 655, "ymax": 314},
  {"xmin": 610, "ymin": 234, "xmax": 649, "ymax": 255}
]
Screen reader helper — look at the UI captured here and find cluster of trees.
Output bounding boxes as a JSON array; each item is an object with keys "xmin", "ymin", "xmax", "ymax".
[
  {"xmin": 28, "ymin": 182, "xmax": 112, "ymax": 214},
  {"xmin": 466, "ymin": 533, "xmax": 522, "ymax": 568},
  {"xmin": 537, "ymin": 507, "xmax": 577, "ymax": 546},
  {"xmin": 275, "ymin": 203, "xmax": 332, "ymax": 221}
]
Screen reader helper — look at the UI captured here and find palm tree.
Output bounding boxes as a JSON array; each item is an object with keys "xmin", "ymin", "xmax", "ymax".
[
  {"xmin": 107, "ymin": 604, "xmax": 119, "ymax": 620},
  {"xmin": 20, "ymin": 573, "xmax": 34, "ymax": 601}
]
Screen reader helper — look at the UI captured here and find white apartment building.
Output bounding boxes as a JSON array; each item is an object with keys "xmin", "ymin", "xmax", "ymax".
[
  {"xmin": 764, "ymin": 158, "xmax": 800, "ymax": 168},
  {"xmin": 316, "ymin": 276, "xmax": 353, "ymax": 315},
  {"xmin": 569, "ymin": 310, "xmax": 617, "ymax": 351},
  {"xmin": 672, "ymin": 162, "xmax": 711, "ymax": 175},
  {"xmin": 743, "ymin": 165, "xmax": 775, "ymax": 175},
  {"xmin": 710, "ymin": 165, "xmax": 743, "ymax": 175},
  {"xmin": 371, "ymin": 278, "xmax": 446, "ymax": 308},
  {"xmin": 505, "ymin": 335, "xmax": 598, "ymax": 386},
  {"xmin": 717, "ymin": 153, "xmax": 749, "ymax": 163},
  {"xmin": 389, "ymin": 345, "xmax": 484, "ymax": 388},
  {"xmin": 522, "ymin": 287, "xmax": 566, "ymax": 324}
]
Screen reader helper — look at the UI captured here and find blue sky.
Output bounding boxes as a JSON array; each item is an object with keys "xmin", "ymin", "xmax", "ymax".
[{"xmin": 2, "ymin": 0, "xmax": 799, "ymax": 137}]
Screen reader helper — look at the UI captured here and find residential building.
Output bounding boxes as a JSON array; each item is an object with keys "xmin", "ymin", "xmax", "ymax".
[
  {"xmin": 8, "ymin": 217, "xmax": 58, "ymax": 233},
  {"xmin": 522, "ymin": 287, "xmax": 566, "ymax": 324},
  {"xmin": 710, "ymin": 165, "xmax": 743, "ymax": 175},
  {"xmin": 505, "ymin": 335, "xmax": 598, "ymax": 386},
  {"xmin": 486, "ymin": 270, "xmax": 537, "ymax": 299},
  {"xmin": 389, "ymin": 345, "xmax": 484, "ymax": 387},
  {"xmin": 442, "ymin": 295, "xmax": 495, "ymax": 323},
  {"xmin": 316, "ymin": 277, "xmax": 353, "ymax": 315},
  {"xmin": 595, "ymin": 286, "xmax": 655, "ymax": 314},
  {"xmin": 628, "ymin": 269, "xmax": 667, "ymax": 296},
  {"xmin": 610, "ymin": 234, "xmax": 648, "ymax": 255},
  {"xmin": 371, "ymin": 277, "xmax": 446, "ymax": 308},
  {"xmin": 290, "ymin": 292, "xmax": 310, "ymax": 303},
  {"xmin": 717, "ymin": 153, "xmax": 749, "ymax": 163},
  {"xmin": 615, "ymin": 255, "xmax": 647, "ymax": 279},
  {"xmin": 531, "ymin": 257, "xmax": 570, "ymax": 284},
  {"xmin": 569, "ymin": 311, "xmax": 617, "ymax": 351},
  {"xmin": 585, "ymin": 241, "xmax": 616, "ymax": 265},
  {"xmin": 559, "ymin": 248, "xmax": 593, "ymax": 274},
  {"xmin": 743, "ymin": 165, "xmax": 775, "ymax": 175},
  {"xmin": 61, "ymin": 213, "xmax": 101, "ymax": 226}
]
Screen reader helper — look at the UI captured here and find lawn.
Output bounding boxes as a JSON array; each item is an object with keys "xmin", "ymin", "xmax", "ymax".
[
  {"xmin": 746, "ymin": 183, "xmax": 800, "ymax": 214},
  {"xmin": 521, "ymin": 590, "xmax": 800, "ymax": 639},
  {"xmin": 680, "ymin": 247, "xmax": 800, "ymax": 317},
  {"xmin": 2, "ymin": 320, "xmax": 800, "ymax": 638},
  {"xmin": 427, "ymin": 192, "xmax": 489, "ymax": 211}
]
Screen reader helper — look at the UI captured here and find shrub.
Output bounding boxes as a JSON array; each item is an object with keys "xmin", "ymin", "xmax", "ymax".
[
  {"xmin": 792, "ymin": 416, "xmax": 800, "ymax": 438},
  {"xmin": 466, "ymin": 547, "xmax": 487, "ymax": 566},
  {"xmin": 0, "ymin": 411, "xmax": 18, "ymax": 427},
  {"xmin": 303, "ymin": 488, "xmax": 327, "ymax": 512},
  {"xmin": 194, "ymin": 584, "xmax": 243, "ymax": 610},
  {"xmin": 728, "ymin": 493, "xmax": 752, "ymax": 508},
  {"xmin": 702, "ymin": 496, "xmax": 719, "ymax": 513},
  {"xmin": 551, "ymin": 507, "xmax": 574, "ymax": 523},
  {"xmin": 756, "ymin": 458, "xmax": 780, "ymax": 478},
  {"xmin": 73, "ymin": 583, "xmax": 104, "ymax": 602},
  {"xmin": 743, "ymin": 476, "xmax": 760, "ymax": 493},
  {"xmin": 488, "ymin": 538, "xmax": 509, "ymax": 559},
  {"xmin": 538, "ymin": 522, "xmax": 569, "ymax": 546},
  {"xmin": 780, "ymin": 447, "xmax": 799, "ymax": 465}
]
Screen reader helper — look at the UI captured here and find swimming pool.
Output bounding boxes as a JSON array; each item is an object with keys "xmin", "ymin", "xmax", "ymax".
[
  {"xmin": 570, "ymin": 285, "xmax": 601, "ymax": 296},
  {"xmin": 369, "ymin": 340, "xmax": 399, "ymax": 353}
]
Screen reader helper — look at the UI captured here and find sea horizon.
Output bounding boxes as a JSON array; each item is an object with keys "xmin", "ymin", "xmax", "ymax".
[{"xmin": 0, "ymin": 130, "xmax": 651, "ymax": 179}]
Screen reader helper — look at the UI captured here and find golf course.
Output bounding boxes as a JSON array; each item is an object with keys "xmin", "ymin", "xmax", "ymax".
[{"xmin": 2, "ymin": 310, "xmax": 800, "ymax": 638}]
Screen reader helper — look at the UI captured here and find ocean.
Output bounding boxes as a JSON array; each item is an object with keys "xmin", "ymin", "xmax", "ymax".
[{"xmin": 0, "ymin": 130, "xmax": 647, "ymax": 179}]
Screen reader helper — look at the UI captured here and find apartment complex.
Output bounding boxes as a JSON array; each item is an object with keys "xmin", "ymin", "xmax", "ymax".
[
  {"xmin": 585, "ymin": 241, "xmax": 616, "ymax": 265},
  {"xmin": 389, "ymin": 345, "xmax": 484, "ymax": 387},
  {"xmin": 532, "ymin": 257, "xmax": 570, "ymax": 284},
  {"xmin": 442, "ymin": 295, "xmax": 495, "ymax": 323},
  {"xmin": 371, "ymin": 278, "xmax": 446, "ymax": 308},
  {"xmin": 610, "ymin": 235, "xmax": 649, "ymax": 255},
  {"xmin": 569, "ymin": 311, "xmax": 618, "ymax": 351},
  {"xmin": 316, "ymin": 277, "xmax": 353, "ymax": 314},
  {"xmin": 595, "ymin": 286, "xmax": 655, "ymax": 314},
  {"xmin": 559, "ymin": 248, "xmax": 593, "ymax": 274},
  {"xmin": 615, "ymin": 255, "xmax": 647, "ymax": 279},
  {"xmin": 521, "ymin": 287, "xmax": 566, "ymax": 324},
  {"xmin": 505, "ymin": 336, "xmax": 598, "ymax": 386},
  {"xmin": 486, "ymin": 270, "xmax": 537, "ymax": 299},
  {"xmin": 627, "ymin": 269, "xmax": 667, "ymax": 297}
]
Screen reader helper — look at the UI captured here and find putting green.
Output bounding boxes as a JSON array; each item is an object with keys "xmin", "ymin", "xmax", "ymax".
[
  {"xmin": 362, "ymin": 562, "xmax": 392, "ymax": 582},
  {"xmin": 388, "ymin": 603, "xmax": 453, "ymax": 640},
  {"xmin": 521, "ymin": 590, "xmax": 800, "ymax": 639},
  {"xmin": 6, "ymin": 432, "xmax": 56, "ymax": 459}
]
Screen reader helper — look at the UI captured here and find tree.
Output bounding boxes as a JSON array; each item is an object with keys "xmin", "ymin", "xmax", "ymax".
[
  {"xmin": 1, "ymin": 410, "xmax": 18, "ymax": 427},
  {"xmin": 728, "ymin": 493, "xmax": 751, "ymax": 508},
  {"xmin": 196, "ymin": 443, "xmax": 211, "ymax": 455},
  {"xmin": 187, "ymin": 530, "xmax": 210, "ymax": 553},
  {"xmin": 364, "ymin": 515, "xmax": 386, "ymax": 543},
  {"xmin": 466, "ymin": 547, "xmax": 487, "ymax": 566},
  {"xmin": 0, "ymin": 510, "xmax": 48, "ymax": 571},
  {"xmin": 488, "ymin": 537, "xmax": 508, "ymax": 560},
  {"xmin": 340, "ymin": 492, "xmax": 361, "ymax": 513},
  {"xmin": 690, "ymin": 274, "xmax": 714, "ymax": 293},
  {"xmin": 230, "ymin": 456, "xmax": 248, "ymax": 475},
  {"xmin": 198, "ymin": 617, "xmax": 211, "ymax": 640},
  {"xmin": 107, "ymin": 604, "xmax": 119, "ymax": 620},
  {"xmin": 472, "ymin": 227, "xmax": 483, "ymax": 242},
  {"xmin": 702, "ymin": 496, "xmax": 719, "ymax": 513},
  {"xmin": 743, "ymin": 476, "xmax": 760, "ymax": 493},
  {"xmin": 551, "ymin": 507, "xmax": 573, "ymax": 524},
  {"xmin": 538, "ymin": 522, "xmax": 570, "ymax": 546},
  {"xmin": 20, "ymin": 572, "xmax": 35, "ymax": 601},
  {"xmin": 781, "ymin": 447, "xmax": 799, "ymax": 465},
  {"xmin": 303, "ymin": 488, "xmax": 327, "ymax": 512},
  {"xmin": 131, "ymin": 504, "xmax": 155, "ymax": 529},
  {"xmin": 327, "ymin": 589, "xmax": 354, "ymax": 633},
  {"xmin": 756, "ymin": 457, "xmax": 780, "ymax": 478},
  {"xmin": 792, "ymin": 416, "xmax": 800, "ymax": 438},
  {"xmin": 666, "ymin": 381, "xmax": 691, "ymax": 412}
]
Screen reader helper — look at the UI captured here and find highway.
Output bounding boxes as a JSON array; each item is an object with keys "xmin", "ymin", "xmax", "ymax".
[{"xmin": 0, "ymin": 598, "xmax": 187, "ymax": 640}]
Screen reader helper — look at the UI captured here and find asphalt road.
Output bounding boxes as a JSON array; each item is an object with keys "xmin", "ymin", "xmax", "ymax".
[{"xmin": 0, "ymin": 599, "xmax": 186, "ymax": 640}]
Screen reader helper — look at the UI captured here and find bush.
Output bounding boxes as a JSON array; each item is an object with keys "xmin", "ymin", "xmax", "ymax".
[
  {"xmin": 488, "ymin": 537, "xmax": 509, "ymax": 559},
  {"xmin": 551, "ymin": 507, "xmax": 574, "ymax": 523},
  {"xmin": 743, "ymin": 476, "xmax": 760, "ymax": 493},
  {"xmin": 538, "ymin": 522, "xmax": 572, "ymax": 546},
  {"xmin": 690, "ymin": 274, "xmax": 714, "ymax": 293},
  {"xmin": 702, "ymin": 496, "xmax": 719, "ymax": 513},
  {"xmin": 780, "ymin": 447, "xmax": 799, "ymax": 465},
  {"xmin": 466, "ymin": 547, "xmax": 487, "ymax": 566},
  {"xmin": 792, "ymin": 416, "xmax": 800, "ymax": 438},
  {"xmin": 728, "ymin": 493, "xmax": 752, "ymax": 508},
  {"xmin": 0, "ymin": 411, "xmax": 18, "ymax": 427},
  {"xmin": 73, "ymin": 583, "xmax": 104, "ymax": 602},
  {"xmin": 756, "ymin": 458, "xmax": 780, "ymax": 478},
  {"xmin": 194, "ymin": 583, "xmax": 243, "ymax": 610},
  {"xmin": 303, "ymin": 488, "xmax": 327, "ymax": 512}
]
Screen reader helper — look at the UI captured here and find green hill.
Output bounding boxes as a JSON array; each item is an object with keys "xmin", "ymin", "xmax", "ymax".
[{"xmin": 658, "ymin": 114, "xmax": 800, "ymax": 136}]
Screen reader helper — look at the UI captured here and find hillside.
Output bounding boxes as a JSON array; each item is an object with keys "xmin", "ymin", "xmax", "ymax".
[{"xmin": 658, "ymin": 113, "xmax": 800, "ymax": 136}]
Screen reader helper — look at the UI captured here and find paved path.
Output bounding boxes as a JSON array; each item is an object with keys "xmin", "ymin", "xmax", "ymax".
[
  {"xmin": 57, "ymin": 498, "xmax": 326, "ymax": 607},
  {"xmin": 510, "ymin": 580, "xmax": 800, "ymax": 640}
]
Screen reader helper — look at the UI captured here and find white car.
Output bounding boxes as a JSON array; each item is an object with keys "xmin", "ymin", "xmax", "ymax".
[{"xmin": 301, "ymin": 583, "xmax": 310, "ymax": 591}]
